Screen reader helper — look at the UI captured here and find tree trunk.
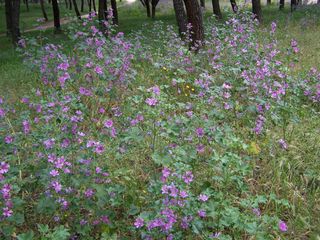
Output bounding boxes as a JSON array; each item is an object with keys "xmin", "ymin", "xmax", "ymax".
[
  {"xmin": 151, "ymin": 4, "xmax": 156, "ymax": 18},
  {"xmin": 88, "ymin": 0, "xmax": 91, "ymax": 11},
  {"xmin": 200, "ymin": 0, "xmax": 205, "ymax": 8},
  {"xmin": 5, "ymin": 0, "xmax": 12, "ymax": 36},
  {"xmin": 183, "ymin": 0, "xmax": 204, "ymax": 50},
  {"xmin": 212, "ymin": 0, "xmax": 222, "ymax": 19},
  {"xmin": 252, "ymin": 0, "xmax": 262, "ymax": 22},
  {"xmin": 81, "ymin": 0, "xmax": 84, "ymax": 11},
  {"xmin": 52, "ymin": 0, "xmax": 61, "ymax": 31},
  {"xmin": 267, "ymin": 0, "xmax": 271, "ymax": 5},
  {"xmin": 25, "ymin": 0, "xmax": 29, "ymax": 11},
  {"xmin": 145, "ymin": 0, "xmax": 151, "ymax": 17},
  {"xmin": 65, "ymin": 0, "xmax": 68, "ymax": 8},
  {"xmin": 11, "ymin": 0, "xmax": 21, "ymax": 44},
  {"xmin": 230, "ymin": 0, "xmax": 238, "ymax": 13},
  {"xmin": 92, "ymin": 0, "xmax": 96, "ymax": 12},
  {"xmin": 72, "ymin": 0, "xmax": 81, "ymax": 19},
  {"xmin": 291, "ymin": 0, "xmax": 297, "ymax": 11},
  {"xmin": 173, "ymin": 0, "xmax": 187, "ymax": 36},
  {"xmin": 40, "ymin": 0, "xmax": 48, "ymax": 21},
  {"xmin": 98, "ymin": 0, "xmax": 107, "ymax": 32},
  {"xmin": 279, "ymin": 0, "xmax": 284, "ymax": 9},
  {"xmin": 111, "ymin": 0, "xmax": 118, "ymax": 24},
  {"xmin": 69, "ymin": 0, "xmax": 72, "ymax": 9}
]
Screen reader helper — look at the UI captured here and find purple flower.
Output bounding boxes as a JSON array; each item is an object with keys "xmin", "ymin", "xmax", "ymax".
[
  {"xmin": 104, "ymin": 119, "xmax": 113, "ymax": 128},
  {"xmin": 0, "ymin": 162, "xmax": 10, "ymax": 174},
  {"xmin": 4, "ymin": 136, "xmax": 13, "ymax": 144},
  {"xmin": 134, "ymin": 218, "xmax": 144, "ymax": 228},
  {"xmin": 2, "ymin": 207, "xmax": 13, "ymax": 217},
  {"xmin": 79, "ymin": 87, "xmax": 92, "ymax": 96},
  {"xmin": 95, "ymin": 65, "xmax": 103, "ymax": 75},
  {"xmin": 0, "ymin": 108, "xmax": 5, "ymax": 118},
  {"xmin": 57, "ymin": 62, "xmax": 69, "ymax": 71},
  {"xmin": 43, "ymin": 138, "xmax": 55, "ymax": 149},
  {"xmin": 195, "ymin": 128, "xmax": 204, "ymax": 137},
  {"xmin": 50, "ymin": 169, "xmax": 59, "ymax": 177},
  {"xmin": 182, "ymin": 171, "xmax": 194, "ymax": 185},
  {"xmin": 252, "ymin": 208, "xmax": 261, "ymax": 216},
  {"xmin": 278, "ymin": 139, "xmax": 288, "ymax": 150},
  {"xmin": 198, "ymin": 194, "xmax": 209, "ymax": 202},
  {"xmin": 279, "ymin": 220, "xmax": 288, "ymax": 232},
  {"xmin": 51, "ymin": 181, "xmax": 62, "ymax": 193},
  {"xmin": 198, "ymin": 209, "xmax": 206, "ymax": 218},
  {"xmin": 145, "ymin": 98, "xmax": 158, "ymax": 106},
  {"xmin": 95, "ymin": 144, "xmax": 105, "ymax": 154},
  {"xmin": 22, "ymin": 120, "xmax": 30, "ymax": 134},
  {"xmin": 84, "ymin": 188, "xmax": 95, "ymax": 198}
]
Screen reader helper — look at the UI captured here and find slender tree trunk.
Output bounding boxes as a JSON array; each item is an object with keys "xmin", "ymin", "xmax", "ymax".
[
  {"xmin": 279, "ymin": 0, "xmax": 284, "ymax": 9},
  {"xmin": 52, "ymin": 0, "xmax": 61, "ymax": 31},
  {"xmin": 183, "ymin": 0, "xmax": 204, "ymax": 50},
  {"xmin": 5, "ymin": 0, "xmax": 12, "ymax": 36},
  {"xmin": 146, "ymin": 0, "xmax": 151, "ymax": 17},
  {"xmin": 40, "ymin": 0, "xmax": 48, "ymax": 21},
  {"xmin": 267, "ymin": 0, "xmax": 271, "ymax": 5},
  {"xmin": 212, "ymin": 0, "xmax": 222, "ymax": 19},
  {"xmin": 72, "ymin": 0, "xmax": 81, "ymax": 19},
  {"xmin": 92, "ymin": 0, "xmax": 96, "ymax": 12},
  {"xmin": 11, "ymin": 0, "xmax": 21, "ymax": 44},
  {"xmin": 230, "ymin": 0, "xmax": 238, "ymax": 13},
  {"xmin": 151, "ymin": 4, "xmax": 156, "ymax": 18},
  {"xmin": 25, "ymin": 0, "xmax": 29, "ymax": 11},
  {"xmin": 200, "ymin": 0, "xmax": 205, "ymax": 8},
  {"xmin": 252, "ymin": 0, "xmax": 262, "ymax": 22},
  {"xmin": 173, "ymin": 0, "xmax": 187, "ymax": 36},
  {"xmin": 88, "ymin": 0, "xmax": 91, "ymax": 11},
  {"xmin": 69, "ymin": 0, "xmax": 72, "ymax": 9},
  {"xmin": 65, "ymin": 0, "xmax": 68, "ymax": 8},
  {"xmin": 98, "ymin": 0, "xmax": 107, "ymax": 32},
  {"xmin": 290, "ymin": 0, "xmax": 297, "ymax": 11},
  {"xmin": 81, "ymin": 0, "xmax": 84, "ymax": 12},
  {"xmin": 111, "ymin": 0, "xmax": 118, "ymax": 24}
]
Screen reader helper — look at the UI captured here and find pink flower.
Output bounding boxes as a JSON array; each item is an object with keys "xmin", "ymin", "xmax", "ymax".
[
  {"xmin": 198, "ymin": 194, "xmax": 209, "ymax": 202},
  {"xmin": 145, "ymin": 98, "xmax": 158, "ymax": 106},
  {"xmin": 134, "ymin": 218, "xmax": 144, "ymax": 228},
  {"xmin": 104, "ymin": 119, "xmax": 113, "ymax": 128},
  {"xmin": 279, "ymin": 220, "xmax": 288, "ymax": 232},
  {"xmin": 95, "ymin": 66, "xmax": 103, "ymax": 75}
]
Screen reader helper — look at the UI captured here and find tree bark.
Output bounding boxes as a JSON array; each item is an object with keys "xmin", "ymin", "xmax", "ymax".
[
  {"xmin": 92, "ymin": 0, "xmax": 96, "ymax": 12},
  {"xmin": 290, "ymin": 0, "xmax": 297, "ymax": 11},
  {"xmin": 230, "ymin": 0, "xmax": 238, "ymax": 13},
  {"xmin": 52, "ymin": 0, "xmax": 61, "ymax": 31},
  {"xmin": 81, "ymin": 0, "xmax": 84, "ymax": 12},
  {"xmin": 267, "ymin": 0, "xmax": 271, "ymax": 5},
  {"xmin": 88, "ymin": 0, "xmax": 91, "ymax": 11},
  {"xmin": 279, "ymin": 0, "xmax": 284, "ymax": 9},
  {"xmin": 173, "ymin": 0, "xmax": 187, "ymax": 36},
  {"xmin": 11, "ymin": 0, "xmax": 21, "ymax": 44},
  {"xmin": 252, "ymin": 0, "xmax": 262, "ymax": 22},
  {"xmin": 183, "ymin": 0, "xmax": 204, "ymax": 50},
  {"xmin": 65, "ymin": 0, "xmax": 68, "ymax": 8},
  {"xmin": 212, "ymin": 0, "xmax": 222, "ymax": 19},
  {"xmin": 200, "ymin": 0, "xmax": 205, "ymax": 8},
  {"xmin": 111, "ymin": 0, "xmax": 118, "ymax": 24},
  {"xmin": 151, "ymin": 0, "xmax": 159, "ymax": 19},
  {"xmin": 68, "ymin": 0, "xmax": 72, "ymax": 9},
  {"xmin": 25, "ymin": 0, "xmax": 29, "ymax": 11},
  {"xmin": 40, "ymin": 0, "xmax": 48, "ymax": 21},
  {"xmin": 72, "ymin": 0, "xmax": 81, "ymax": 19},
  {"xmin": 146, "ymin": 0, "xmax": 151, "ymax": 17},
  {"xmin": 5, "ymin": 0, "xmax": 12, "ymax": 36}
]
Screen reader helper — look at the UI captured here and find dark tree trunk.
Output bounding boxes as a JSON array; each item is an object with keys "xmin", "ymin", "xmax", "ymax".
[
  {"xmin": 230, "ymin": 0, "xmax": 238, "ymax": 13},
  {"xmin": 267, "ymin": 0, "xmax": 271, "ymax": 5},
  {"xmin": 11, "ymin": 0, "xmax": 21, "ymax": 44},
  {"xmin": 81, "ymin": 0, "xmax": 84, "ymax": 11},
  {"xmin": 252, "ymin": 0, "xmax": 262, "ymax": 22},
  {"xmin": 279, "ymin": 0, "xmax": 284, "ymax": 9},
  {"xmin": 88, "ymin": 0, "xmax": 91, "ymax": 11},
  {"xmin": 200, "ymin": 0, "xmax": 205, "ymax": 8},
  {"xmin": 146, "ymin": 0, "xmax": 151, "ymax": 17},
  {"xmin": 173, "ymin": 0, "xmax": 187, "ymax": 36},
  {"xmin": 40, "ymin": 0, "xmax": 48, "ymax": 21},
  {"xmin": 69, "ymin": 0, "xmax": 72, "ymax": 9},
  {"xmin": 98, "ymin": 0, "xmax": 107, "ymax": 32},
  {"xmin": 25, "ymin": 0, "xmax": 29, "ymax": 11},
  {"xmin": 92, "ymin": 0, "xmax": 96, "ymax": 12},
  {"xmin": 65, "ymin": 0, "xmax": 68, "ymax": 8},
  {"xmin": 52, "ymin": 0, "xmax": 61, "ymax": 31},
  {"xmin": 72, "ymin": 0, "xmax": 81, "ymax": 19},
  {"xmin": 5, "ymin": 0, "xmax": 12, "ymax": 36},
  {"xmin": 111, "ymin": 0, "xmax": 118, "ymax": 24},
  {"xmin": 212, "ymin": 0, "xmax": 222, "ymax": 19},
  {"xmin": 291, "ymin": 0, "xmax": 297, "ymax": 11},
  {"xmin": 183, "ymin": 0, "xmax": 204, "ymax": 50},
  {"xmin": 151, "ymin": 0, "xmax": 160, "ymax": 19}
]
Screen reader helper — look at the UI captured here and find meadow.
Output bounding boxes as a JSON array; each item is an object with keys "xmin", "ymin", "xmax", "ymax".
[{"xmin": 0, "ymin": 2, "xmax": 320, "ymax": 239}]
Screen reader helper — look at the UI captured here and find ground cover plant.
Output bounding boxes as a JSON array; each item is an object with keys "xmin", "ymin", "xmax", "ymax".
[{"xmin": 0, "ymin": 3, "xmax": 320, "ymax": 240}]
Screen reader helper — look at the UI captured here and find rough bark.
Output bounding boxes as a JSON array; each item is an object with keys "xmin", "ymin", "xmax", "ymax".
[
  {"xmin": 92, "ymin": 0, "xmax": 96, "ymax": 12},
  {"xmin": 212, "ymin": 0, "xmax": 222, "ymax": 19},
  {"xmin": 40, "ymin": 0, "xmax": 48, "ymax": 21},
  {"xmin": 252, "ymin": 0, "xmax": 262, "ymax": 22},
  {"xmin": 111, "ymin": 0, "xmax": 118, "ymax": 24},
  {"xmin": 52, "ymin": 0, "xmax": 61, "ymax": 31},
  {"xmin": 68, "ymin": 0, "xmax": 72, "ymax": 9},
  {"xmin": 72, "ymin": 0, "xmax": 81, "ymax": 19},
  {"xmin": 291, "ymin": 0, "xmax": 297, "ymax": 11},
  {"xmin": 230, "ymin": 0, "xmax": 238, "ymax": 13},
  {"xmin": 279, "ymin": 0, "xmax": 284, "ymax": 9},
  {"xmin": 173, "ymin": 0, "xmax": 187, "ymax": 36},
  {"xmin": 88, "ymin": 0, "xmax": 91, "ymax": 12},
  {"xmin": 25, "ymin": 0, "xmax": 29, "ymax": 11},
  {"xmin": 183, "ymin": 0, "xmax": 204, "ymax": 50}
]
